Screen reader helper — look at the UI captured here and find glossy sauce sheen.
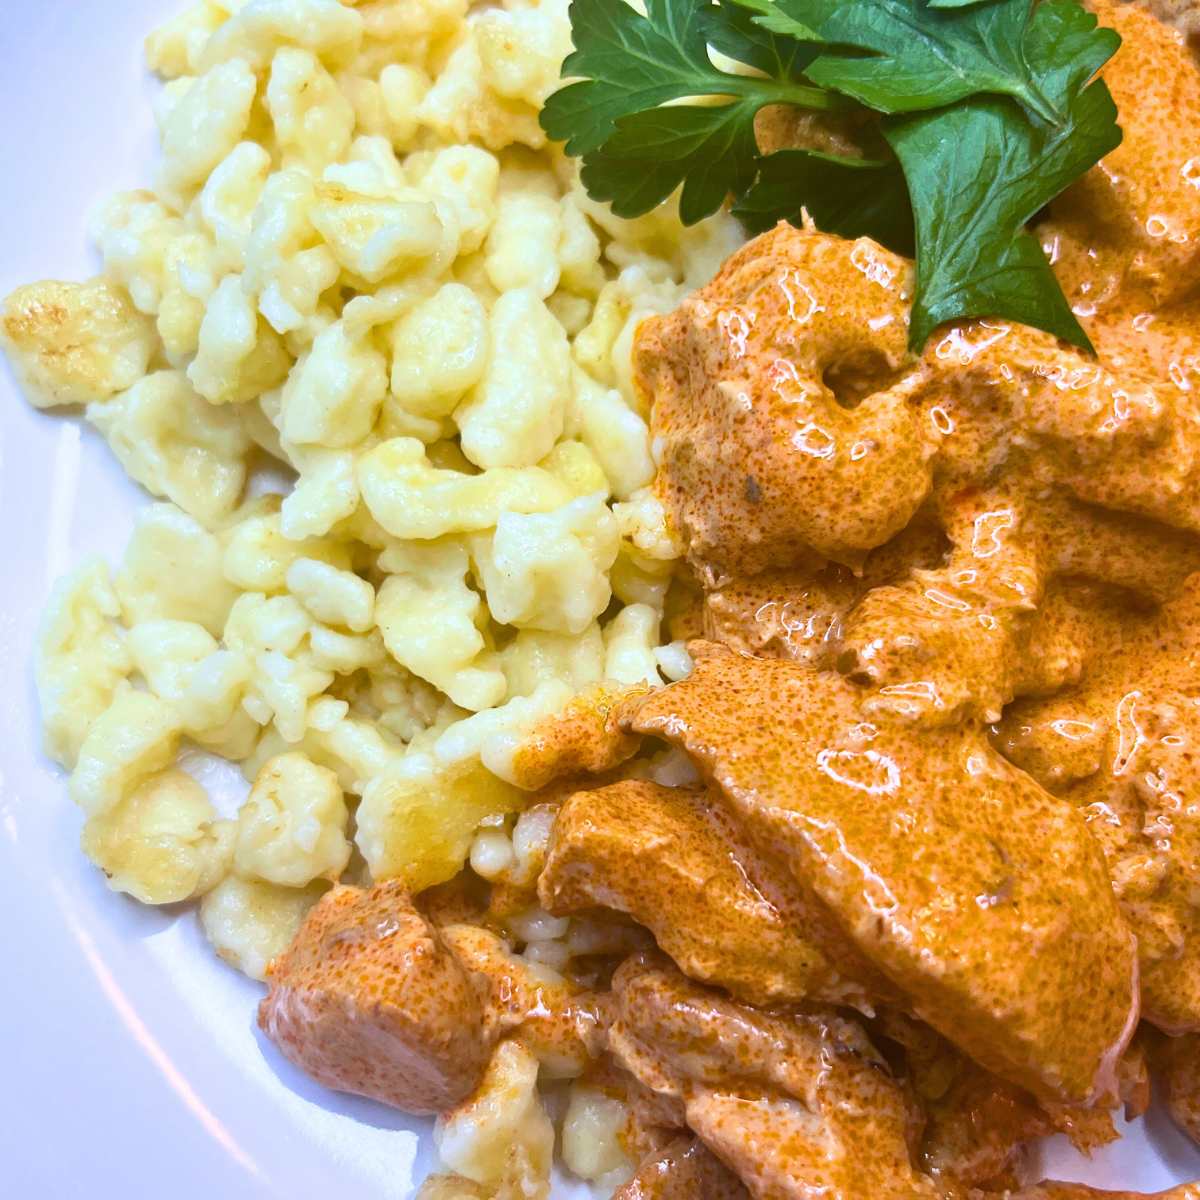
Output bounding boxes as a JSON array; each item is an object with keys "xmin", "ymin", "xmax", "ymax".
[
  {"xmin": 259, "ymin": 882, "xmax": 491, "ymax": 1115},
  {"xmin": 613, "ymin": 1136, "xmax": 750, "ymax": 1200},
  {"xmin": 608, "ymin": 955, "xmax": 941, "ymax": 1200},
  {"xmin": 259, "ymin": 883, "xmax": 604, "ymax": 1114},
  {"xmin": 630, "ymin": 0, "xmax": 1200, "ymax": 1066},
  {"xmin": 540, "ymin": 779, "xmax": 862, "ymax": 1007},
  {"xmin": 258, "ymin": 3, "xmax": 1200, "ymax": 1196},
  {"xmin": 623, "ymin": 647, "xmax": 1138, "ymax": 1105}
]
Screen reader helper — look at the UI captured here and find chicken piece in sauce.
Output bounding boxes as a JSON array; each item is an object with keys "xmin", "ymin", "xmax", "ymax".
[
  {"xmin": 259, "ymin": 879, "xmax": 614, "ymax": 1113},
  {"xmin": 995, "ymin": 579, "xmax": 1200, "ymax": 1032},
  {"xmin": 259, "ymin": 881, "xmax": 491, "ymax": 1114},
  {"xmin": 623, "ymin": 644, "xmax": 1137, "ymax": 1106},
  {"xmin": 1043, "ymin": 0, "xmax": 1200, "ymax": 314},
  {"xmin": 608, "ymin": 959, "xmax": 1179, "ymax": 1200},
  {"xmin": 1157, "ymin": 1033, "xmax": 1200, "ymax": 1145},
  {"xmin": 614, "ymin": 1137, "xmax": 750, "ymax": 1200},
  {"xmin": 635, "ymin": 227, "xmax": 927, "ymax": 580},
  {"xmin": 539, "ymin": 778, "xmax": 871, "ymax": 1008},
  {"xmin": 608, "ymin": 954, "xmax": 941, "ymax": 1200},
  {"xmin": 878, "ymin": 1011, "xmax": 1154, "ymax": 1192},
  {"xmin": 702, "ymin": 518, "xmax": 947, "ymax": 666},
  {"xmin": 839, "ymin": 492, "xmax": 1200, "ymax": 724},
  {"xmin": 254, "ymin": 5, "xmax": 1200, "ymax": 1196}
]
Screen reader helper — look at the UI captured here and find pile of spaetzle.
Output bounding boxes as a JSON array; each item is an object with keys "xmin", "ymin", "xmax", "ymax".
[{"xmin": 2, "ymin": 0, "xmax": 739, "ymax": 998}]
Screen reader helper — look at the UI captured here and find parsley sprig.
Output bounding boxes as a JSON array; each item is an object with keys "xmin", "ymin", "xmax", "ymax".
[
  {"xmin": 539, "ymin": 0, "xmax": 1122, "ymax": 352},
  {"xmin": 541, "ymin": 0, "xmax": 848, "ymax": 223}
]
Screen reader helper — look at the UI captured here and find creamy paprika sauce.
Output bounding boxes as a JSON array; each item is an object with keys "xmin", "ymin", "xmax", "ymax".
[{"xmin": 258, "ymin": 3, "xmax": 1200, "ymax": 1196}]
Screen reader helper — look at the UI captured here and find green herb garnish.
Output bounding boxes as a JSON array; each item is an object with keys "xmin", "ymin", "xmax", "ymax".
[
  {"xmin": 734, "ymin": 151, "xmax": 915, "ymax": 254},
  {"xmin": 539, "ymin": 0, "xmax": 1122, "ymax": 352},
  {"xmin": 540, "ymin": 0, "xmax": 846, "ymax": 224}
]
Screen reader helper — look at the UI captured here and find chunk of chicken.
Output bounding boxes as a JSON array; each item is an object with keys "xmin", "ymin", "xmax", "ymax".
[
  {"xmin": 607, "ymin": 963, "xmax": 1188, "ymax": 1200},
  {"xmin": 995, "ymin": 578, "xmax": 1200, "ymax": 1032},
  {"xmin": 832, "ymin": 310, "xmax": 1200, "ymax": 721},
  {"xmin": 539, "ymin": 779, "xmax": 872, "ymax": 1008},
  {"xmin": 439, "ymin": 921, "xmax": 607, "ymax": 1077},
  {"xmin": 634, "ymin": 227, "xmax": 929, "ymax": 579},
  {"xmin": 926, "ymin": 1053, "xmax": 1127, "ymax": 1190},
  {"xmin": 1042, "ymin": 0, "xmax": 1200, "ymax": 312},
  {"xmin": 615, "ymin": 1137, "xmax": 750, "ymax": 1200},
  {"xmin": 1159, "ymin": 1033, "xmax": 1200, "ymax": 1144},
  {"xmin": 621, "ymin": 645, "xmax": 1138, "ymax": 1105},
  {"xmin": 870, "ymin": 1010, "xmax": 1136, "ymax": 1193},
  {"xmin": 922, "ymin": 323, "xmax": 1200, "ymax": 539},
  {"xmin": 608, "ymin": 954, "xmax": 940, "ymax": 1200},
  {"xmin": 837, "ymin": 490, "xmax": 1200, "ymax": 725},
  {"xmin": 258, "ymin": 882, "xmax": 491, "ymax": 1114},
  {"xmin": 703, "ymin": 519, "xmax": 946, "ymax": 666}
]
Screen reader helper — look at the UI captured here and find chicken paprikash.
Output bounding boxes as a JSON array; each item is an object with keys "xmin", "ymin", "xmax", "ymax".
[
  {"xmin": 250, "ymin": 2, "xmax": 1200, "ymax": 1195},
  {"xmin": 12, "ymin": 0, "xmax": 1200, "ymax": 1193}
]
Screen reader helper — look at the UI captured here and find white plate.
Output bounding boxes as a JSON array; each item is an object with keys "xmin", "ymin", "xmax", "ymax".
[{"xmin": 1, "ymin": 3, "xmax": 1199, "ymax": 1195}]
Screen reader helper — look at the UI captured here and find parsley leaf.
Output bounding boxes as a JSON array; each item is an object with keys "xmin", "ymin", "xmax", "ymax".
[
  {"xmin": 725, "ymin": 0, "xmax": 832, "ymax": 40},
  {"xmin": 542, "ymin": 0, "xmax": 849, "ymax": 222},
  {"xmin": 540, "ymin": 0, "xmax": 728, "ymax": 156},
  {"xmin": 540, "ymin": 0, "xmax": 842, "ymax": 159},
  {"xmin": 880, "ymin": 0, "xmax": 1121, "ymax": 351},
  {"xmin": 796, "ymin": 0, "xmax": 1064, "ymax": 122},
  {"xmin": 734, "ymin": 150, "xmax": 914, "ymax": 254},
  {"xmin": 544, "ymin": 0, "xmax": 1124, "ymax": 353},
  {"xmin": 886, "ymin": 79, "xmax": 1121, "ymax": 351},
  {"xmin": 581, "ymin": 101, "xmax": 766, "ymax": 224},
  {"xmin": 702, "ymin": 0, "xmax": 819, "ymax": 79},
  {"xmin": 1022, "ymin": 0, "xmax": 1121, "ymax": 110}
]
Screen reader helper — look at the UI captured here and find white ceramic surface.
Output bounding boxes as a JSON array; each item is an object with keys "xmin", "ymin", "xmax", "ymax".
[{"xmin": 2, "ymin": 4, "xmax": 1200, "ymax": 1196}]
